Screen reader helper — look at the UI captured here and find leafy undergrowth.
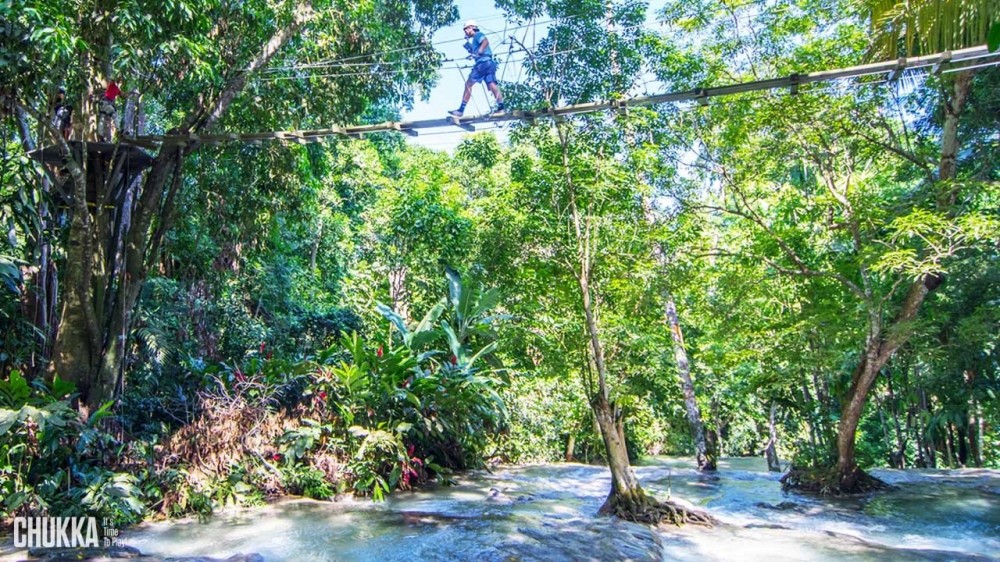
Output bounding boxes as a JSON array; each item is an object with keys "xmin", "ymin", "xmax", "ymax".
[{"xmin": 1, "ymin": 272, "xmax": 507, "ymax": 527}]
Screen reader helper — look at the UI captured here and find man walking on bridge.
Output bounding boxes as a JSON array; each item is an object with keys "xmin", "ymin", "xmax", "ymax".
[{"xmin": 449, "ymin": 20, "xmax": 505, "ymax": 117}]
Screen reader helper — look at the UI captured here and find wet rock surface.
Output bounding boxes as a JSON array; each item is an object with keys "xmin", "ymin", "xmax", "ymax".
[
  {"xmin": 22, "ymin": 548, "xmax": 263, "ymax": 562},
  {"xmin": 4, "ymin": 458, "xmax": 998, "ymax": 561}
]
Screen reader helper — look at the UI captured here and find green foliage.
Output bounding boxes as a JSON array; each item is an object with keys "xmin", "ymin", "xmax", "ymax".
[
  {"xmin": 1, "ymin": 0, "xmax": 998, "ymax": 531},
  {"xmin": 280, "ymin": 463, "xmax": 336, "ymax": 501},
  {"xmin": 77, "ymin": 471, "xmax": 146, "ymax": 525},
  {"xmin": 0, "ymin": 371, "xmax": 150, "ymax": 526},
  {"xmin": 348, "ymin": 427, "xmax": 407, "ymax": 501}
]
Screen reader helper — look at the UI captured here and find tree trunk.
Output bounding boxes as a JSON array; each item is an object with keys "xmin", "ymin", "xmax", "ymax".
[
  {"xmin": 836, "ymin": 279, "xmax": 932, "ymax": 490},
  {"xmin": 944, "ymin": 423, "xmax": 955, "ymax": 467},
  {"xmin": 801, "ymin": 381, "xmax": 820, "ymax": 467},
  {"xmin": 765, "ymin": 401, "xmax": 781, "ymax": 472},
  {"xmin": 388, "ymin": 266, "xmax": 411, "ymax": 323},
  {"xmin": 966, "ymin": 373, "xmax": 982, "ymax": 467},
  {"xmin": 921, "ymin": 389, "xmax": 937, "ymax": 468},
  {"xmin": 13, "ymin": 106, "xmax": 59, "ymax": 376},
  {"xmin": 886, "ymin": 369, "xmax": 907, "ymax": 468},
  {"xmin": 956, "ymin": 424, "xmax": 968, "ymax": 467},
  {"xmin": 557, "ymin": 122, "xmax": 649, "ymax": 519},
  {"xmin": 664, "ymin": 297, "xmax": 716, "ymax": 471},
  {"xmin": 937, "ymin": 71, "xmax": 973, "ymax": 208},
  {"xmin": 594, "ymin": 393, "xmax": 647, "ymax": 515},
  {"xmin": 836, "ymin": 331, "xmax": 881, "ymax": 490},
  {"xmin": 575, "ymin": 240, "xmax": 644, "ymax": 512},
  {"xmin": 816, "ymin": 71, "xmax": 973, "ymax": 492},
  {"xmin": 49, "ymin": 134, "xmax": 101, "ymax": 412},
  {"xmin": 973, "ymin": 401, "xmax": 984, "ymax": 467}
]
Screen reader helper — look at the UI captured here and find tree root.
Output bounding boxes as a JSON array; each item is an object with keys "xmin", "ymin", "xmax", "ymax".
[
  {"xmin": 599, "ymin": 491, "xmax": 716, "ymax": 527},
  {"xmin": 780, "ymin": 465, "xmax": 891, "ymax": 496}
]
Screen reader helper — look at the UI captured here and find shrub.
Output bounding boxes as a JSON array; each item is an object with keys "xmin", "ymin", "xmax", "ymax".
[{"xmin": 0, "ymin": 371, "xmax": 151, "ymax": 526}]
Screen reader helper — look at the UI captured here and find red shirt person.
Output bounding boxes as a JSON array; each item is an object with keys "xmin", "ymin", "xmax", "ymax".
[
  {"xmin": 97, "ymin": 80, "xmax": 123, "ymax": 142},
  {"xmin": 104, "ymin": 81, "xmax": 122, "ymax": 102}
]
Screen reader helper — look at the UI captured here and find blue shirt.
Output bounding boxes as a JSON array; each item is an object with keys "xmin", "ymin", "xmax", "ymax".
[{"xmin": 468, "ymin": 31, "xmax": 492, "ymax": 61}]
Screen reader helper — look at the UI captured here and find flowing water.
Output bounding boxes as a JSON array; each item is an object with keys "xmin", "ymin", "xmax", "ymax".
[{"xmin": 4, "ymin": 457, "xmax": 998, "ymax": 561}]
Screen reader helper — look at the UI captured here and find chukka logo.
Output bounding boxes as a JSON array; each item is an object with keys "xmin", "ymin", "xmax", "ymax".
[{"xmin": 13, "ymin": 517, "xmax": 100, "ymax": 548}]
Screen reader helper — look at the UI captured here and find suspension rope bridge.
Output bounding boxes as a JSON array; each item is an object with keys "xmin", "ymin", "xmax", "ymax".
[{"xmin": 123, "ymin": 45, "xmax": 997, "ymax": 149}]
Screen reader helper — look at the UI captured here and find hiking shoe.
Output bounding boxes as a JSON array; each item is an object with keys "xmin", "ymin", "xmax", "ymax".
[{"xmin": 448, "ymin": 109, "xmax": 464, "ymax": 117}]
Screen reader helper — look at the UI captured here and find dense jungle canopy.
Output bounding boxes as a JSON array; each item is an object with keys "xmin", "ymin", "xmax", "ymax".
[{"xmin": 0, "ymin": 0, "xmax": 998, "ymax": 530}]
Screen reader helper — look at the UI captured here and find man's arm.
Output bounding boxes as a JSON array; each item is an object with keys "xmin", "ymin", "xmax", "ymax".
[{"xmin": 476, "ymin": 32, "xmax": 489, "ymax": 54}]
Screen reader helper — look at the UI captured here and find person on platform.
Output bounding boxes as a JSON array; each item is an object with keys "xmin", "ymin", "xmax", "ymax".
[
  {"xmin": 50, "ymin": 88, "xmax": 73, "ymax": 140},
  {"xmin": 97, "ymin": 79, "xmax": 123, "ymax": 142}
]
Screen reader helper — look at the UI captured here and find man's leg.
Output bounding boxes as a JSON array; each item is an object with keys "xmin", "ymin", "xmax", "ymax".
[
  {"xmin": 487, "ymin": 82, "xmax": 503, "ymax": 103},
  {"xmin": 450, "ymin": 79, "xmax": 476, "ymax": 116},
  {"xmin": 485, "ymin": 61, "xmax": 504, "ymax": 110}
]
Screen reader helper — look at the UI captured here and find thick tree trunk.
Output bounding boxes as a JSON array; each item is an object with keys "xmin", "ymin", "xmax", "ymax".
[
  {"xmin": 836, "ymin": 338, "xmax": 880, "ymax": 489},
  {"xmin": 664, "ymin": 297, "xmax": 715, "ymax": 471},
  {"xmin": 48, "ymin": 131, "xmax": 101, "ymax": 412},
  {"xmin": 836, "ymin": 278, "xmax": 932, "ymax": 489},
  {"xmin": 45, "ymin": 3, "xmax": 316, "ymax": 411},
  {"xmin": 594, "ymin": 393, "xmax": 645, "ymax": 514}
]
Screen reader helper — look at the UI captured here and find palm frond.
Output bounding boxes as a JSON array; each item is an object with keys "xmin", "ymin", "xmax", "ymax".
[{"xmin": 869, "ymin": 0, "xmax": 1000, "ymax": 58}]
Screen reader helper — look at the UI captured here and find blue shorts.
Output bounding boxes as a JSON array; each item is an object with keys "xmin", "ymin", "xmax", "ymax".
[{"xmin": 468, "ymin": 59, "xmax": 497, "ymax": 84}]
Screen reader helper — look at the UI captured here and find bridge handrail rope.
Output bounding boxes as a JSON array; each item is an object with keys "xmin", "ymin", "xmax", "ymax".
[
  {"xmin": 257, "ymin": 20, "xmax": 647, "ymax": 80},
  {"xmin": 254, "ymin": 47, "xmax": 588, "ymax": 82},
  {"xmin": 124, "ymin": 46, "xmax": 998, "ymax": 148},
  {"xmin": 259, "ymin": 15, "xmax": 588, "ymax": 74}
]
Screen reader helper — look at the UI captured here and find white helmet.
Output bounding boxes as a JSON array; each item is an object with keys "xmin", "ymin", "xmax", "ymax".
[{"xmin": 464, "ymin": 20, "xmax": 478, "ymax": 29}]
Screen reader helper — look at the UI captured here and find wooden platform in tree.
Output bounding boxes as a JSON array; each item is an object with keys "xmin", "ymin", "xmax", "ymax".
[{"xmin": 28, "ymin": 141, "xmax": 154, "ymax": 170}]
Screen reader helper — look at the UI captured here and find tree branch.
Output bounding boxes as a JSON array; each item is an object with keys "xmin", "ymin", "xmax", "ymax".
[
  {"xmin": 852, "ymin": 126, "xmax": 934, "ymax": 183},
  {"xmin": 692, "ymin": 202, "xmax": 867, "ymax": 300},
  {"xmin": 192, "ymin": 1, "xmax": 317, "ymax": 133}
]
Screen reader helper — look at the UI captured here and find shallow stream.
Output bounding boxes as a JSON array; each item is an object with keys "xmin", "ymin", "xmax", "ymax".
[{"xmin": 6, "ymin": 457, "xmax": 999, "ymax": 561}]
